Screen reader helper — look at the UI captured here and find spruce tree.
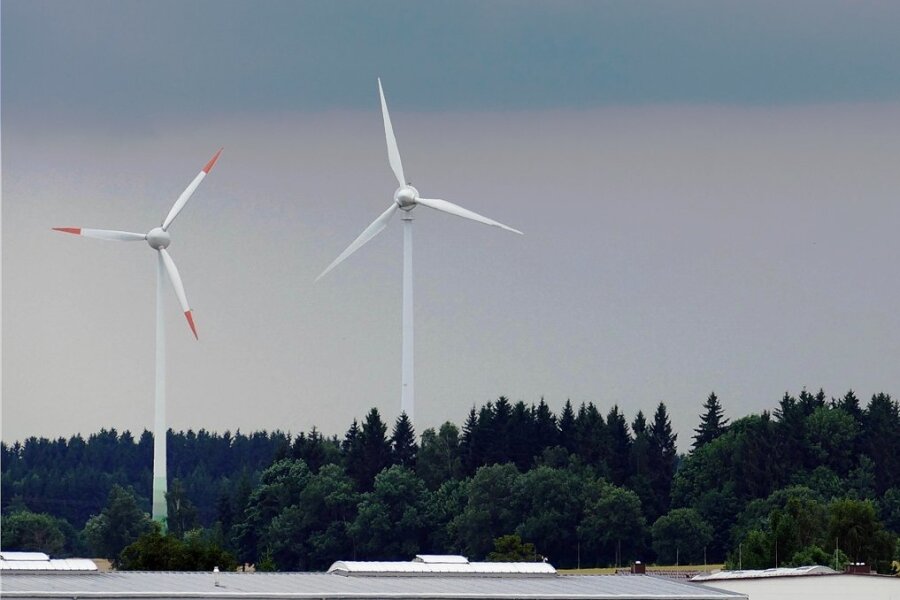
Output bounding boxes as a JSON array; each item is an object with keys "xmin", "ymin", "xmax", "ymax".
[
  {"xmin": 508, "ymin": 401, "xmax": 534, "ymax": 470},
  {"xmin": 459, "ymin": 407, "xmax": 480, "ymax": 475},
  {"xmin": 533, "ymin": 398, "xmax": 559, "ymax": 452},
  {"xmin": 692, "ymin": 392, "xmax": 729, "ymax": 450},
  {"xmin": 359, "ymin": 408, "xmax": 392, "ymax": 490},
  {"xmin": 606, "ymin": 405, "xmax": 631, "ymax": 486},
  {"xmin": 391, "ymin": 412, "xmax": 418, "ymax": 467},
  {"xmin": 647, "ymin": 402, "xmax": 677, "ymax": 520},
  {"xmin": 627, "ymin": 411, "xmax": 654, "ymax": 517},
  {"xmin": 558, "ymin": 400, "xmax": 577, "ymax": 454}
]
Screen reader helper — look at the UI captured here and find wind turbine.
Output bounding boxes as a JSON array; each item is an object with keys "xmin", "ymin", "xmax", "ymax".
[
  {"xmin": 317, "ymin": 79, "xmax": 522, "ymax": 425},
  {"xmin": 53, "ymin": 149, "xmax": 222, "ymax": 528}
]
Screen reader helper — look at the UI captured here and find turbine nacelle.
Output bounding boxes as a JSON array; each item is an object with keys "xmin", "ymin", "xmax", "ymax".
[
  {"xmin": 315, "ymin": 80, "xmax": 523, "ymax": 283},
  {"xmin": 146, "ymin": 227, "xmax": 171, "ymax": 250},
  {"xmin": 394, "ymin": 185, "xmax": 419, "ymax": 211}
]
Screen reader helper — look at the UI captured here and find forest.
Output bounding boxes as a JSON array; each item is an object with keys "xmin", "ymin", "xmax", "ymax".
[{"xmin": 2, "ymin": 389, "xmax": 899, "ymax": 573}]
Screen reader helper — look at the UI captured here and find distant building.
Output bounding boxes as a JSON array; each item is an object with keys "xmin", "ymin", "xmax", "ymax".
[
  {"xmin": 693, "ymin": 565, "xmax": 900, "ymax": 600},
  {"xmin": 1, "ymin": 554, "xmax": 745, "ymax": 600}
]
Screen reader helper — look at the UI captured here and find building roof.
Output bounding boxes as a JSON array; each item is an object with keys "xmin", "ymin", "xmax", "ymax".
[
  {"xmin": 0, "ymin": 571, "xmax": 747, "ymax": 600},
  {"xmin": 691, "ymin": 566, "xmax": 838, "ymax": 581},
  {"xmin": 0, "ymin": 552, "xmax": 97, "ymax": 572},
  {"xmin": 695, "ymin": 573, "xmax": 899, "ymax": 600},
  {"xmin": 327, "ymin": 559, "xmax": 557, "ymax": 576},
  {"xmin": 413, "ymin": 555, "xmax": 470, "ymax": 564}
]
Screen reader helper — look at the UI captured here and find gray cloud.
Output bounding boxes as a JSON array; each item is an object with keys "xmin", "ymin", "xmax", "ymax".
[{"xmin": 5, "ymin": 0, "xmax": 900, "ymax": 128}]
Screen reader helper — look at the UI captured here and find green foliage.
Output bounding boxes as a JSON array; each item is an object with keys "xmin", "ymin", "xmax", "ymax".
[
  {"xmin": 0, "ymin": 510, "xmax": 68, "ymax": 555},
  {"xmin": 513, "ymin": 466, "xmax": 585, "ymax": 565},
  {"xmin": 805, "ymin": 406, "xmax": 858, "ymax": 475},
  {"xmin": 788, "ymin": 544, "xmax": 844, "ymax": 568},
  {"xmin": 231, "ymin": 458, "xmax": 311, "ymax": 565},
  {"xmin": 827, "ymin": 498, "xmax": 896, "ymax": 565},
  {"xmin": 451, "ymin": 463, "xmax": 522, "ymax": 559},
  {"xmin": 417, "ymin": 423, "xmax": 462, "ymax": 490},
  {"xmin": 651, "ymin": 508, "xmax": 712, "ymax": 565},
  {"xmin": 83, "ymin": 485, "xmax": 153, "ymax": 561},
  {"xmin": 578, "ymin": 482, "xmax": 647, "ymax": 567},
  {"xmin": 880, "ymin": 488, "xmax": 900, "ymax": 533},
  {"xmin": 118, "ymin": 526, "xmax": 237, "ymax": 571},
  {"xmin": 166, "ymin": 479, "xmax": 199, "ymax": 539},
  {"xmin": 487, "ymin": 534, "xmax": 540, "ymax": 562},
  {"xmin": 4, "ymin": 388, "xmax": 900, "ymax": 571},
  {"xmin": 350, "ymin": 465, "xmax": 428, "ymax": 560},
  {"xmin": 256, "ymin": 548, "xmax": 277, "ymax": 572}
]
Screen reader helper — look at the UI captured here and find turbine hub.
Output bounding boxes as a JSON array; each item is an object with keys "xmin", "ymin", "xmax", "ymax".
[
  {"xmin": 394, "ymin": 185, "xmax": 419, "ymax": 211},
  {"xmin": 147, "ymin": 227, "xmax": 171, "ymax": 250}
]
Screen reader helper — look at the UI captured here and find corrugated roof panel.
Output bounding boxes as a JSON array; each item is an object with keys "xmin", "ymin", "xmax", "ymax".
[
  {"xmin": 0, "ymin": 557, "xmax": 97, "ymax": 572},
  {"xmin": 0, "ymin": 571, "xmax": 747, "ymax": 599}
]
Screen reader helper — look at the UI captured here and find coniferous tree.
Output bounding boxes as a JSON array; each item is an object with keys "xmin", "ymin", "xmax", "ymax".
[
  {"xmin": 358, "ymin": 409, "xmax": 392, "ymax": 490},
  {"xmin": 575, "ymin": 403, "xmax": 609, "ymax": 475},
  {"xmin": 627, "ymin": 412, "xmax": 653, "ymax": 513},
  {"xmin": 390, "ymin": 413, "xmax": 418, "ymax": 467},
  {"xmin": 692, "ymin": 392, "xmax": 729, "ymax": 450},
  {"xmin": 488, "ymin": 397, "xmax": 513, "ymax": 464},
  {"xmin": 836, "ymin": 389, "xmax": 863, "ymax": 422},
  {"xmin": 533, "ymin": 398, "xmax": 559, "ymax": 452},
  {"xmin": 606, "ymin": 405, "xmax": 631, "ymax": 486},
  {"xmin": 342, "ymin": 420, "xmax": 365, "ymax": 489},
  {"xmin": 558, "ymin": 400, "xmax": 577, "ymax": 454},
  {"xmin": 647, "ymin": 403, "xmax": 677, "ymax": 520},
  {"xmin": 863, "ymin": 393, "xmax": 900, "ymax": 494},
  {"xmin": 508, "ymin": 401, "xmax": 535, "ymax": 470},
  {"xmin": 775, "ymin": 392, "xmax": 807, "ymax": 474},
  {"xmin": 459, "ymin": 407, "xmax": 481, "ymax": 475}
]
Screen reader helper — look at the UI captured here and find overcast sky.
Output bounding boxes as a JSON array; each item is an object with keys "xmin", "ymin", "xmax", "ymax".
[{"xmin": 5, "ymin": 1, "xmax": 900, "ymax": 449}]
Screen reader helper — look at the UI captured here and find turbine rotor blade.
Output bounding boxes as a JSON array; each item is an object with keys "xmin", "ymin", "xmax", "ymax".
[
  {"xmin": 161, "ymin": 148, "xmax": 223, "ymax": 231},
  {"xmin": 52, "ymin": 227, "xmax": 147, "ymax": 242},
  {"xmin": 316, "ymin": 203, "xmax": 399, "ymax": 281},
  {"xmin": 159, "ymin": 248, "xmax": 198, "ymax": 339},
  {"xmin": 415, "ymin": 198, "xmax": 523, "ymax": 235},
  {"xmin": 378, "ymin": 78, "xmax": 406, "ymax": 186}
]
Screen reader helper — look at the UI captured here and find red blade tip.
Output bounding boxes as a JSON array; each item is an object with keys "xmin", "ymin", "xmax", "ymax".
[
  {"xmin": 202, "ymin": 148, "xmax": 223, "ymax": 174},
  {"xmin": 185, "ymin": 311, "xmax": 198, "ymax": 339},
  {"xmin": 53, "ymin": 227, "xmax": 81, "ymax": 235}
]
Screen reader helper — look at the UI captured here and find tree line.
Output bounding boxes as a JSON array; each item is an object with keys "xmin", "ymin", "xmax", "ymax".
[{"xmin": 2, "ymin": 390, "xmax": 898, "ymax": 572}]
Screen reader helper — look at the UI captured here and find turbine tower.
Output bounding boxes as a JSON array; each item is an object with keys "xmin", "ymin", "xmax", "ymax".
[
  {"xmin": 318, "ymin": 79, "xmax": 521, "ymax": 425},
  {"xmin": 53, "ymin": 149, "xmax": 222, "ymax": 528}
]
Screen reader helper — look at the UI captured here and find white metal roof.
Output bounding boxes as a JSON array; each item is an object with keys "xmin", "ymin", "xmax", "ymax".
[
  {"xmin": 1, "ymin": 552, "xmax": 52, "ymax": 561},
  {"xmin": 414, "ymin": 555, "xmax": 470, "ymax": 564},
  {"xmin": 328, "ymin": 560, "xmax": 557, "ymax": 576},
  {"xmin": 691, "ymin": 565, "xmax": 838, "ymax": 581},
  {"xmin": 0, "ymin": 571, "xmax": 747, "ymax": 599},
  {"xmin": 695, "ymin": 573, "xmax": 899, "ymax": 600},
  {"xmin": 0, "ymin": 553, "xmax": 97, "ymax": 572}
]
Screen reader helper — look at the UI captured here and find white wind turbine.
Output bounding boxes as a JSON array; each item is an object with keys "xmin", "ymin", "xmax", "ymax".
[
  {"xmin": 317, "ymin": 79, "xmax": 522, "ymax": 425},
  {"xmin": 53, "ymin": 149, "xmax": 222, "ymax": 528}
]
